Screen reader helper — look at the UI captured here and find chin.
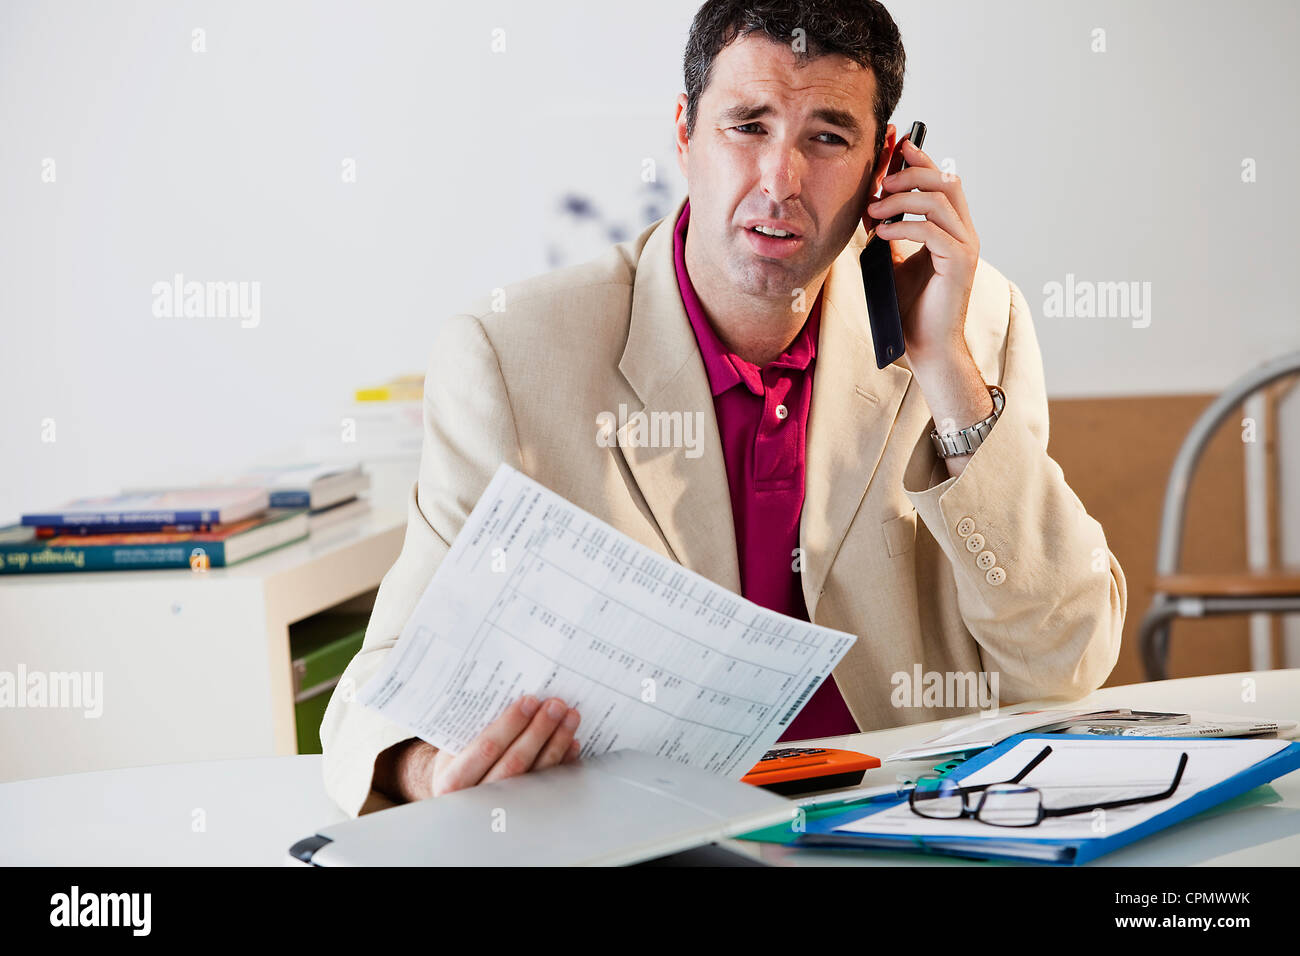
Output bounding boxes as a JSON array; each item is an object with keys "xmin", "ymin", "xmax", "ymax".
[{"xmin": 731, "ymin": 264, "xmax": 802, "ymax": 299}]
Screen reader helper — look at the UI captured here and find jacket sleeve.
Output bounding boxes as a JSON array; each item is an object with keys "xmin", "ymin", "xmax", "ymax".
[
  {"xmin": 319, "ymin": 313, "xmax": 523, "ymax": 817},
  {"xmin": 903, "ymin": 279, "xmax": 1126, "ymax": 705}
]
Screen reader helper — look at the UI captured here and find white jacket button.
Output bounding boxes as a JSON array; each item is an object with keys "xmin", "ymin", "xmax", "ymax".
[
  {"xmin": 986, "ymin": 566, "xmax": 1006, "ymax": 586},
  {"xmin": 965, "ymin": 532, "xmax": 985, "ymax": 553},
  {"xmin": 956, "ymin": 517, "xmax": 976, "ymax": 537},
  {"xmin": 977, "ymin": 550, "xmax": 996, "ymax": 571}
]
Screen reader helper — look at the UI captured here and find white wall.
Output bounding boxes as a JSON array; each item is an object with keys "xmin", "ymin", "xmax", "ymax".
[{"xmin": 2, "ymin": 0, "xmax": 1298, "ymax": 532}]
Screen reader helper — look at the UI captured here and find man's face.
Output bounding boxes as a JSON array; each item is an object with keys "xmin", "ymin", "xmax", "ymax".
[{"xmin": 675, "ymin": 32, "xmax": 893, "ymax": 301}]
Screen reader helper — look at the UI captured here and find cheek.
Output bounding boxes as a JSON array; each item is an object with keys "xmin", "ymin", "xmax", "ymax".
[
  {"xmin": 820, "ymin": 175, "xmax": 868, "ymax": 225},
  {"xmin": 699, "ymin": 145, "xmax": 752, "ymax": 191}
]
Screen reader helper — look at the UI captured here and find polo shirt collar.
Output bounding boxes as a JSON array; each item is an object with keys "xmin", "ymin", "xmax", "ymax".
[{"xmin": 673, "ymin": 198, "xmax": 821, "ymax": 399}]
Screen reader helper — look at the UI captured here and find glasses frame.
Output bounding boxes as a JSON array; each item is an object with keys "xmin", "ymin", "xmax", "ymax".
[{"xmin": 908, "ymin": 744, "xmax": 1189, "ymax": 828}]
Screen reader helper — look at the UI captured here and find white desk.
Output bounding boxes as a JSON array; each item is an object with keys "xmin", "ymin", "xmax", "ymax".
[
  {"xmin": 0, "ymin": 464, "xmax": 412, "ymax": 784},
  {"xmin": 2, "ymin": 670, "xmax": 1297, "ymax": 866}
]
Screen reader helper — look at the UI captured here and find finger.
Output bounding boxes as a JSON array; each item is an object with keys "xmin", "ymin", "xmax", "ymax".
[
  {"xmin": 864, "ymin": 136, "xmax": 910, "ymax": 230},
  {"xmin": 885, "ymin": 158, "xmax": 975, "ymax": 233},
  {"xmin": 532, "ymin": 708, "xmax": 581, "ymax": 771},
  {"xmin": 562, "ymin": 738, "xmax": 582, "ymax": 764},
  {"xmin": 874, "ymin": 137, "xmax": 931, "ymax": 212},
  {"xmin": 432, "ymin": 694, "xmax": 540, "ymax": 795},
  {"xmin": 480, "ymin": 697, "xmax": 570, "ymax": 784},
  {"xmin": 882, "ymin": 133, "xmax": 912, "ymax": 181},
  {"xmin": 874, "ymin": 218, "xmax": 966, "ymax": 266},
  {"xmin": 866, "ymin": 190, "xmax": 967, "ymax": 244},
  {"xmin": 898, "ymin": 135, "xmax": 937, "ymax": 169}
]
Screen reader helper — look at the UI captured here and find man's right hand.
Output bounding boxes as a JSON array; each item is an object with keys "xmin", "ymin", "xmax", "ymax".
[{"xmin": 375, "ymin": 695, "xmax": 581, "ymax": 803}]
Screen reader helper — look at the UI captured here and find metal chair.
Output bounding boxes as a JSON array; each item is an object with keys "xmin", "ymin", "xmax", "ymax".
[{"xmin": 1138, "ymin": 351, "xmax": 1300, "ymax": 680}]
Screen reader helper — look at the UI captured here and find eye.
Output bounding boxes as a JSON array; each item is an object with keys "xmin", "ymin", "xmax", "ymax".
[
  {"xmin": 734, "ymin": 123, "xmax": 762, "ymax": 134},
  {"xmin": 816, "ymin": 132, "xmax": 847, "ymax": 145}
]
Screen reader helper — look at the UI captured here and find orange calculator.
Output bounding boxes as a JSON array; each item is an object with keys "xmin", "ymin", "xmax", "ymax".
[{"xmin": 741, "ymin": 747, "xmax": 881, "ymax": 796}]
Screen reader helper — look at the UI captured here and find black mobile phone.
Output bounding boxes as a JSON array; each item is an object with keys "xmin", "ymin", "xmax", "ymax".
[{"xmin": 860, "ymin": 120, "xmax": 927, "ymax": 369}]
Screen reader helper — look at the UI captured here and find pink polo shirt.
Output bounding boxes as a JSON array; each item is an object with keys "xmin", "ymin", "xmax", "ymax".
[{"xmin": 673, "ymin": 198, "xmax": 858, "ymax": 742}]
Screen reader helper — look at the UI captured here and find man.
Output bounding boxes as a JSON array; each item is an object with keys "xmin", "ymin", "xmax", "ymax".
[{"xmin": 321, "ymin": 0, "xmax": 1125, "ymax": 817}]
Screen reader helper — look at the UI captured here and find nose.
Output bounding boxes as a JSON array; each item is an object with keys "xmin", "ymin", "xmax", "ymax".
[{"xmin": 759, "ymin": 136, "xmax": 804, "ymax": 203}]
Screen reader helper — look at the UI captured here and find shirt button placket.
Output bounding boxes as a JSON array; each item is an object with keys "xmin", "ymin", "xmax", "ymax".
[{"xmin": 757, "ymin": 368, "xmax": 795, "ymax": 483}]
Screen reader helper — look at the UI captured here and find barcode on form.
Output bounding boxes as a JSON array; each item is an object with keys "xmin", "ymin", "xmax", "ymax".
[{"xmin": 779, "ymin": 677, "xmax": 820, "ymax": 725}]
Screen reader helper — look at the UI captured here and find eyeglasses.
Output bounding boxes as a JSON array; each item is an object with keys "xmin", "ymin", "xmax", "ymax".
[{"xmin": 908, "ymin": 744, "xmax": 1188, "ymax": 828}]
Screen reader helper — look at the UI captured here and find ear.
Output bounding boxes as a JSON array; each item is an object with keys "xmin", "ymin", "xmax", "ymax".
[
  {"xmin": 673, "ymin": 92, "xmax": 690, "ymax": 179},
  {"xmin": 868, "ymin": 123, "xmax": 899, "ymax": 199}
]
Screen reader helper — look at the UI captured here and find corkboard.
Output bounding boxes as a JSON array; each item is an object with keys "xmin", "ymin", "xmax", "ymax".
[{"xmin": 1047, "ymin": 396, "xmax": 1252, "ymax": 685}]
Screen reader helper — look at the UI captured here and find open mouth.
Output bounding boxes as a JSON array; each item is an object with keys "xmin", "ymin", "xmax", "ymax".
[
  {"xmin": 743, "ymin": 225, "xmax": 805, "ymax": 258},
  {"xmin": 749, "ymin": 225, "xmax": 800, "ymax": 239}
]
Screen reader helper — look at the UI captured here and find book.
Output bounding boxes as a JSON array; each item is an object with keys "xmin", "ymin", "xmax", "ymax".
[
  {"xmin": 306, "ymin": 496, "xmax": 370, "ymax": 532},
  {"xmin": 268, "ymin": 496, "xmax": 370, "ymax": 534},
  {"xmin": 33, "ymin": 519, "xmax": 221, "ymax": 536},
  {"xmin": 0, "ymin": 510, "xmax": 308, "ymax": 573},
  {"xmin": 225, "ymin": 462, "xmax": 369, "ymax": 510},
  {"xmin": 21, "ymin": 487, "xmax": 269, "ymax": 532}
]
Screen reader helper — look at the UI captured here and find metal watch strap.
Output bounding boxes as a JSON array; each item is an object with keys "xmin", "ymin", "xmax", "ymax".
[{"xmin": 930, "ymin": 385, "xmax": 1005, "ymax": 458}]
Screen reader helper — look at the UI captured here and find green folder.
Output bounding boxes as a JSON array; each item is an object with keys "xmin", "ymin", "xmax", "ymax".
[{"xmin": 290, "ymin": 612, "xmax": 369, "ymax": 754}]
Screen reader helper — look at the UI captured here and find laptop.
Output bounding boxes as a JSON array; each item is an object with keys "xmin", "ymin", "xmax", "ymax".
[{"xmin": 290, "ymin": 749, "xmax": 793, "ymax": 866}]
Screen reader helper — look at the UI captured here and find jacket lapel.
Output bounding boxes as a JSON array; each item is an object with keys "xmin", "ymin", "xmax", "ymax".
[
  {"xmin": 616, "ymin": 196, "xmax": 742, "ymax": 594},
  {"xmin": 801, "ymin": 228, "xmax": 913, "ymax": 618}
]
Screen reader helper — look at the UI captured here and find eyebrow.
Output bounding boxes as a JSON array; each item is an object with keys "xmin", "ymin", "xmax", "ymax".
[{"xmin": 718, "ymin": 102, "xmax": 862, "ymax": 136}]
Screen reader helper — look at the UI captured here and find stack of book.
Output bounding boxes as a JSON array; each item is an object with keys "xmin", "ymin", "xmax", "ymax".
[
  {"xmin": 0, "ymin": 463, "xmax": 371, "ymax": 574},
  {"xmin": 230, "ymin": 462, "xmax": 371, "ymax": 534}
]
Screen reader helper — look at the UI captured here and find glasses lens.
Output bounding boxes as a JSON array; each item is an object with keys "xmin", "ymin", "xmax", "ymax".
[
  {"xmin": 977, "ymin": 784, "xmax": 1042, "ymax": 827},
  {"xmin": 910, "ymin": 776, "xmax": 966, "ymax": 819}
]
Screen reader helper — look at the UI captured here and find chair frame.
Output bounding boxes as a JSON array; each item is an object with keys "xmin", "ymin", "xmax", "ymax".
[{"xmin": 1138, "ymin": 351, "xmax": 1300, "ymax": 680}]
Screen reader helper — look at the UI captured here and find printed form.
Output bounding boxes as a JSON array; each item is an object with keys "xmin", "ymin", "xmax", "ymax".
[{"xmin": 360, "ymin": 463, "xmax": 858, "ymax": 777}]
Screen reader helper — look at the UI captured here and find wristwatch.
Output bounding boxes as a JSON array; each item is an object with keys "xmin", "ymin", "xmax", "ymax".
[{"xmin": 930, "ymin": 385, "xmax": 1005, "ymax": 458}]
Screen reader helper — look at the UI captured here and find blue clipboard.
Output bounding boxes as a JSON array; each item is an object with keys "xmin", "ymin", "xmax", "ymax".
[{"xmin": 794, "ymin": 732, "xmax": 1300, "ymax": 865}]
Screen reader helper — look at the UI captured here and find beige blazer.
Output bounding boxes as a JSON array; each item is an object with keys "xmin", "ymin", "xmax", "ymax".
[{"xmin": 320, "ymin": 194, "xmax": 1126, "ymax": 817}]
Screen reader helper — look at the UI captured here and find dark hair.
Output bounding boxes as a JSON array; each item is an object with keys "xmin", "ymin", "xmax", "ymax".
[{"xmin": 682, "ymin": 0, "xmax": 905, "ymax": 160}]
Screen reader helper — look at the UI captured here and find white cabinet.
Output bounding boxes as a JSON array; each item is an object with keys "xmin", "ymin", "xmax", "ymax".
[{"xmin": 0, "ymin": 480, "xmax": 409, "ymax": 783}]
